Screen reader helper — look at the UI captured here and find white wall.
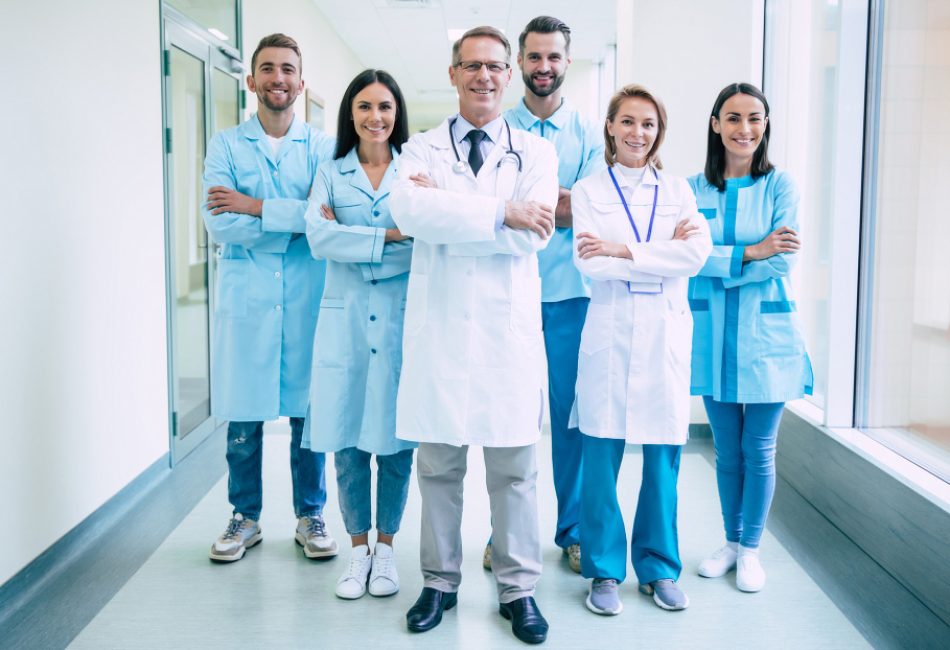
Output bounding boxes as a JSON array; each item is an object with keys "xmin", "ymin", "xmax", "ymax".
[
  {"xmin": 0, "ymin": 0, "xmax": 169, "ymax": 584},
  {"xmin": 243, "ymin": 0, "xmax": 365, "ymax": 138},
  {"xmin": 616, "ymin": 0, "xmax": 764, "ymax": 178}
]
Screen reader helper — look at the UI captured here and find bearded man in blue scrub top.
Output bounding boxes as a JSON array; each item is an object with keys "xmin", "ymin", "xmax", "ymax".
[
  {"xmin": 201, "ymin": 33, "xmax": 337, "ymax": 563},
  {"xmin": 485, "ymin": 16, "xmax": 605, "ymax": 574}
]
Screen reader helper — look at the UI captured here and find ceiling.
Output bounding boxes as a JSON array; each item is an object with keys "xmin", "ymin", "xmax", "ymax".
[{"xmin": 310, "ymin": 0, "xmax": 617, "ymax": 103}]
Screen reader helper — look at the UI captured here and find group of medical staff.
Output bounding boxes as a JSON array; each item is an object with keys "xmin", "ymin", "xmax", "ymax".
[{"xmin": 200, "ymin": 16, "xmax": 811, "ymax": 646}]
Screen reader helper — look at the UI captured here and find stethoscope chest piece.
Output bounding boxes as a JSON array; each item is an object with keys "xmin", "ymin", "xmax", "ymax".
[{"xmin": 452, "ymin": 160, "xmax": 469, "ymax": 174}]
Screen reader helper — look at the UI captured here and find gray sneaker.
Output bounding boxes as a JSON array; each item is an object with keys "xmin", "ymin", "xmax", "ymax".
[
  {"xmin": 483, "ymin": 542, "xmax": 492, "ymax": 570},
  {"xmin": 639, "ymin": 579, "xmax": 690, "ymax": 611},
  {"xmin": 295, "ymin": 515, "xmax": 339, "ymax": 559},
  {"xmin": 209, "ymin": 514, "xmax": 262, "ymax": 562},
  {"xmin": 563, "ymin": 544, "xmax": 582, "ymax": 574},
  {"xmin": 586, "ymin": 578, "xmax": 623, "ymax": 615}
]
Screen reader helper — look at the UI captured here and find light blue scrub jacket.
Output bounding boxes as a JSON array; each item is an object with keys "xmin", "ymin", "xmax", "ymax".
[
  {"xmin": 201, "ymin": 114, "xmax": 334, "ymax": 421},
  {"xmin": 506, "ymin": 98, "xmax": 605, "ymax": 302},
  {"xmin": 303, "ymin": 147, "xmax": 416, "ymax": 456},
  {"xmin": 687, "ymin": 170, "xmax": 813, "ymax": 404}
]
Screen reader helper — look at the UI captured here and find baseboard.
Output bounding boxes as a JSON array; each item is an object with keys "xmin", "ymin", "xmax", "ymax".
[{"xmin": 0, "ymin": 424, "xmax": 227, "ymax": 649}]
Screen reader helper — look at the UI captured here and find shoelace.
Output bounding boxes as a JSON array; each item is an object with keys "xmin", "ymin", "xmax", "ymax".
[
  {"xmin": 304, "ymin": 516, "xmax": 326, "ymax": 537},
  {"xmin": 710, "ymin": 545, "xmax": 734, "ymax": 560},
  {"xmin": 373, "ymin": 553, "xmax": 394, "ymax": 578},
  {"xmin": 593, "ymin": 578, "xmax": 619, "ymax": 592},
  {"xmin": 222, "ymin": 517, "xmax": 246, "ymax": 541},
  {"xmin": 343, "ymin": 553, "xmax": 370, "ymax": 580}
]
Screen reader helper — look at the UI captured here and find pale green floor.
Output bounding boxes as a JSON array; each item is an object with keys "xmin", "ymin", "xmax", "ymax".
[{"xmin": 71, "ymin": 421, "xmax": 869, "ymax": 649}]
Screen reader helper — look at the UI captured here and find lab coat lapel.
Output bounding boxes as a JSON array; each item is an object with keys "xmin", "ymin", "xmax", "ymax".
[
  {"xmin": 275, "ymin": 117, "xmax": 307, "ymax": 166},
  {"xmin": 241, "ymin": 115, "xmax": 277, "ymax": 166},
  {"xmin": 339, "ymin": 148, "xmax": 376, "ymax": 200}
]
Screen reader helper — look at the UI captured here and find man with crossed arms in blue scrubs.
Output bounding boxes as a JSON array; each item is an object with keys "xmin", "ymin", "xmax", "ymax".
[
  {"xmin": 483, "ymin": 16, "xmax": 605, "ymax": 574},
  {"xmin": 202, "ymin": 33, "xmax": 337, "ymax": 563}
]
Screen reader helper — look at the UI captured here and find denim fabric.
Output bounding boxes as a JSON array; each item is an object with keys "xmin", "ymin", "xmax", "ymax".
[
  {"xmin": 543, "ymin": 297, "xmax": 588, "ymax": 548},
  {"xmin": 226, "ymin": 418, "xmax": 327, "ymax": 520},
  {"xmin": 334, "ymin": 446, "xmax": 413, "ymax": 536},
  {"xmin": 579, "ymin": 435, "xmax": 682, "ymax": 584},
  {"xmin": 702, "ymin": 398, "xmax": 785, "ymax": 548}
]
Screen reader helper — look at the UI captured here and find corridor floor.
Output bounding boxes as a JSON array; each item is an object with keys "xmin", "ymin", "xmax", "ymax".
[{"xmin": 71, "ymin": 421, "xmax": 868, "ymax": 649}]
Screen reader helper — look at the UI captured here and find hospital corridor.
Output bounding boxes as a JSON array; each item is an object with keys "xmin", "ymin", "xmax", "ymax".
[{"xmin": 1, "ymin": 1, "xmax": 949, "ymax": 648}]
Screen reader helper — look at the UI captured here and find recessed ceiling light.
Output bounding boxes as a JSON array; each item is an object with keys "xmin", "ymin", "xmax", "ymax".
[{"xmin": 208, "ymin": 27, "xmax": 229, "ymax": 41}]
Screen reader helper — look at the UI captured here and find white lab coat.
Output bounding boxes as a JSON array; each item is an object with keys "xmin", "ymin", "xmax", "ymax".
[
  {"xmin": 390, "ymin": 117, "xmax": 559, "ymax": 447},
  {"xmin": 570, "ymin": 165, "xmax": 712, "ymax": 445}
]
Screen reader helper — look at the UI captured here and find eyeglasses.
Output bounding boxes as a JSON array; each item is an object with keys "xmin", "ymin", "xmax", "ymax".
[{"xmin": 456, "ymin": 60, "xmax": 511, "ymax": 74}]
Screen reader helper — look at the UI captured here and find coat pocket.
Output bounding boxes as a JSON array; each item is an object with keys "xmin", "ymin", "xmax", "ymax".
[
  {"xmin": 314, "ymin": 298, "xmax": 346, "ymax": 368},
  {"xmin": 579, "ymin": 304, "xmax": 612, "ymax": 355},
  {"xmin": 215, "ymin": 258, "xmax": 249, "ymax": 318}
]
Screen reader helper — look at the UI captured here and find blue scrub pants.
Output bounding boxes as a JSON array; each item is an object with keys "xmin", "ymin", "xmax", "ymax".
[
  {"xmin": 334, "ymin": 447, "xmax": 414, "ymax": 536},
  {"xmin": 542, "ymin": 297, "xmax": 588, "ymax": 548},
  {"xmin": 702, "ymin": 398, "xmax": 785, "ymax": 548},
  {"xmin": 579, "ymin": 434, "xmax": 682, "ymax": 584},
  {"xmin": 226, "ymin": 418, "xmax": 327, "ymax": 521}
]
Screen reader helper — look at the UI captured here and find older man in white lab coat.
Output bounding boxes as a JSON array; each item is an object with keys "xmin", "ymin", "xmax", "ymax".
[{"xmin": 390, "ymin": 26, "xmax": 558, "ymax": 646}]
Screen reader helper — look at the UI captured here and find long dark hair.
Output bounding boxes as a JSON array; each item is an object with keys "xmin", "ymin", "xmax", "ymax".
[
  {"xmin": 334, "ymin": 69, "xmax": 409, "ymax": 159},
  {"xmin": 704, "ymin": 82, "xmax": 774, "ymax": 191}
]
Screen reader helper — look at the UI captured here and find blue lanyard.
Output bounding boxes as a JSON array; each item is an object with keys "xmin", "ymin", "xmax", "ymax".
[{"xmin": 607, "ymin": 166, "xmax": 658, "ymax": 242}]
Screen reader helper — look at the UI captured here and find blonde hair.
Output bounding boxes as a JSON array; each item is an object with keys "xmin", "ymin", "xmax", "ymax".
[{"xmin": 603, "ymin": 84, "xmax": 667, "ymax": 169}]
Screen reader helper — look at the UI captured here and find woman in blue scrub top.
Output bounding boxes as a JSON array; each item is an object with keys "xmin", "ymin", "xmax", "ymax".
[
  {"xmin": 571, "ymin": 85, "xmax": 712, "ymax": 616},
  {"xmin": 688, "ymin": 82, "xmax": 813, "ymax": 593},
  {"xmin": 304, "ymin": 69, "xmax": 415, "ymax": 601}
]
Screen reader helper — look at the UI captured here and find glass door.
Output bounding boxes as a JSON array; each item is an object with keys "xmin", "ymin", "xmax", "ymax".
[{"xmin": 162, "ymin": 18, "xmax": 241, "ymax": 464}]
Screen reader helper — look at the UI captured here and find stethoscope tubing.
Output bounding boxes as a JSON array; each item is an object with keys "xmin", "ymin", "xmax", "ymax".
[{"xmin": 448, "ymin": 117, "xmax": 523, "ymax": 173}]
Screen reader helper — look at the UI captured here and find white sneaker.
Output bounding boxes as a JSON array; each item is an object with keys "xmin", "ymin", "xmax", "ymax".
[
  {"xmin": 209, "ymin": 514, "xmax": 262, "ymax": 562},
  {"xmin": 736, "ymin": 547, "xmax": 766, "ymax": 592},
  {"xmin": 368, "ymin": 542, "xmax": 399, "ymax": 597},
  {"xmin": 698, "ymin": 542, "xmax": 738, "ymax": 578},
  {"xmin": 335, "ymin": 545, "xmax": 373, "ymax": 599}
]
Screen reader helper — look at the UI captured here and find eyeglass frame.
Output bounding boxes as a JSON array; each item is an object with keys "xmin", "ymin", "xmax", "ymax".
[{"xmin": 455, "ymin": 60, "xmax": 511, "ymax": 74}]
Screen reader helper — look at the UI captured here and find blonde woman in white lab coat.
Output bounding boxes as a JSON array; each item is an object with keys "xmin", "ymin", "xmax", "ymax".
[{"xmin": 571, "ymin": 84, "xmax": 712, "ymax": 616}]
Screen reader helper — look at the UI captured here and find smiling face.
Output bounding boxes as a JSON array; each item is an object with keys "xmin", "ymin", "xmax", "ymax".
[
  {"xmin": 247, "ymin": 47, "xmax": 304, "ymax": 113},
  {"xmin": 517, "ymin": 31, "xmax": 570, "ymax": 98},
  {"xmin": 711, "ymin": 93, "xmax": 768, "ymax": 163},
  {"xmin": 449, "ymin": 35, "xmax": 512, "ymax": 126},
  {"xmin": 351, "ymin": 82, "xmax": 396, "ymax": 146},
  {"xmin": 606, "ymin": 97, "xmax": 658, "ymax": 168}
]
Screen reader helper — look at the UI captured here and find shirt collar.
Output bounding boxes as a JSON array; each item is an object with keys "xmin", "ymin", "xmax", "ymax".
[
  {"xmin": 509, "ymin": 97, "xmax": 571, "ymax": 131},
  {"xmin": 453, "ymin": 113, "xmax": 505, "ymax": 145}
]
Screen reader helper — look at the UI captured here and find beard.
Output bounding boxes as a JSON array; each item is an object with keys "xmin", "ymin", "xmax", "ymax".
[
  {"xmin": 257, "ymin": 87, "xmax": 296, "ymax": 112},
  {"xmin": 523, "ymin": 71, "xmax": 565, "ymax": 98}
]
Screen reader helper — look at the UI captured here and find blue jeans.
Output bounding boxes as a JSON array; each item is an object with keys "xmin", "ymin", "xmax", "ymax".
[
  {"xmin": 579, "ymin": 435, "xmax": 682, "ymax": 584},
  {"xmin": 334, "ymin": 447, "xmax": 414, "ymax": 536},
  {"xmin": 542, "ymin": 297, "xmax": 588, "ymax": 548},
  {"xmin": 702, "ymin": 398, "xmax": 785, "ymax": 548},
  {"xmin": 226, "ymin": 418, "xmax": 327, "ymax": 521}
]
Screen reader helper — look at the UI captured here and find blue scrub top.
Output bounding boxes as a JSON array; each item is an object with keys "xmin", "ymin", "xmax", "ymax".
[
  {"xmin": 687, "ymin": 170, "xmax": 813, "ymax": 404},
  {"xmin": 505, "ymin": 98, "xmax": 605, "ymax": 303},
  {"xmin": 303, "ymin": 147, "xmax": 416, "ymax": 456},
  {"xmin": 201, "ymin": 114, "xmax": 335, "ymax": 421}
]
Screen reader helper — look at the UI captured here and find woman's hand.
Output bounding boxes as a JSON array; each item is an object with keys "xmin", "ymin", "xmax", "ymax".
[
  {"xmin": 744, "ymin": 226, "xmax": 800, "ymax": 261},
  {"xmin": 320, "ymin": 204, "xmax": 337, "ymax": 221},
  {"xmin": 673, "ymin": 218, "xmax": 699, "ymax": 240},
  {"xmin": 576, "ymin": 232, "xmax": 633, "ymax": 260},
  {"xmin": 410, "ymin": 173, "xmax": 437, "ymax": 189}
]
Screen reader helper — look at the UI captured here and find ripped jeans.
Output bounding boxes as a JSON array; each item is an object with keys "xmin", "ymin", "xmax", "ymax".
[{"xmin": 226, "ymin": 418, "xmax": 327, "ymax": 521}]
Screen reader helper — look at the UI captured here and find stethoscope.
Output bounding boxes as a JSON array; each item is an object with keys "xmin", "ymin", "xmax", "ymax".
[{"xmin": 448, "ymin": 117, "xmax": 523, "ymax": 174}]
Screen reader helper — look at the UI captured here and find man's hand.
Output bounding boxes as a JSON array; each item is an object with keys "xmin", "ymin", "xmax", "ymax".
[
  {"xmin": 385, "ymin": 228, "xmax": 411, "ymax": 242},
  {"xmin": 410, "ymin": 173, "xmax": 438, "ymax": 189},
  {"xmin": 744, "ymin": 225, "xmax": 800, "ymax": 261},
  {"xmin": 555, "ymin": 187, "xmax": 573, "ymax": 228},
  {"xmin": 673, "ymin": 218, "xmax": 700, "ymax": 240},
  {"xmin": 320, "ymin": 204, "xmax": 336, "ymax": 221},
  {"xmin": 576, "ymin": 232, "xmax": 632, "ymax": 260},
  {"xmin": 504, "ymin": 201, "xmax": 555, "ymax": 239},
  {"xmin": 207, "ymin": 186, "xmax": 263, "ymax": 217}
]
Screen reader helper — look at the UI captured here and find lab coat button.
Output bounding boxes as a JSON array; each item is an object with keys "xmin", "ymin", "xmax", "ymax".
[
  {"xmin": 370, "ymin": 315, "xmax": 377, "ymax": 321},
  {"xmin": 371, "ymin": 280, "xmax": 378, "ymax": 285},
  {"xmin": 371, "ymin": 348, "xmax": 377, "ymax": 354},
  {"xmin": 274, "ymin": 271, "xmax": 281, "ymax": 279},
  {"xmin": 272, "ymin": 170, "xmax": 278, "ymax": 177},
  {"xmin": 373, "ymin": 210, "xmax": 380, "ymax": 217},
  {"xmin": 275, "ymin": 304, "xmax": 282, "ymax": 311}
]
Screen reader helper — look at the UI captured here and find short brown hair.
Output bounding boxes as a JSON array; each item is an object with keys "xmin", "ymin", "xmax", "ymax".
[
  {"xmin": 451, "ymin": 26, "xmax": 511, "ymax": 66},
  {"xmin": 604, "ymin": 84, "xmax": 667, "ymax": 169},
  {"xmin": 251, "ymin": 33, "xmax": 302, "ymax": 74},
  {"xmin": 518, "ymin": 16, "xmax": 572, "ymax": 54}
]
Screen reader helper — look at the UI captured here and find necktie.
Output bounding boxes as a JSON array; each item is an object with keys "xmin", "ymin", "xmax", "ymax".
[{"xmin": 465, "ymin": 129, "xmax": 487, "ymax": 176}]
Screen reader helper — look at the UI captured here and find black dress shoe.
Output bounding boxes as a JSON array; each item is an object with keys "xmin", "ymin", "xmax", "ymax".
[
  {"xmin": 406, "ymin": 587, "xmax": 458, "ymax": 632},
  {"xmin": 499, "ymin": 596, "xmax": 548, "ymax": 644}
]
